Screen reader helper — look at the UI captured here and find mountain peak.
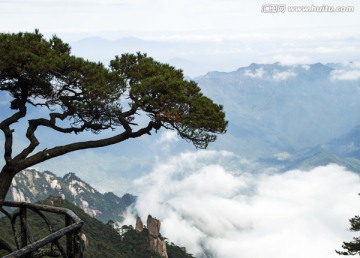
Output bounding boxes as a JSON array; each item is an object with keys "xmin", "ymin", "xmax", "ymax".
[
  {"xmin": 9, "ymin": 169, "xmax": 135, "ymax": 223},
  {"xmin": 63, "ymin": 172, "xmax": 81, "ymax": 182},
  {"xmin": 310, "ymin": 62, "xmax": 333, "ymax": 70},
  {"xmin": 248, "ymin": 63, "xmax": 260, "ymax": 69}
]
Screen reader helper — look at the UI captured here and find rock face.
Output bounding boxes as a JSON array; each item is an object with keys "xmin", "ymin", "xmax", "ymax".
[
  {"xmin": 81, "ymin": 233, "xmax": 89, "ymax": 249},
  {"xmin": 147, "ymin": 215, "xmax": 168, "ymax": 258},
  {"xmin": 147, "ymin": 215, "xmax": 161, "ymax": 237},
  {"xmin": 136, "ymin": 215, "xmax": 168, "ymax": 258},
  {"xmin": 135, "ymin": 216, "xmax": 144, "ymax": 232}
]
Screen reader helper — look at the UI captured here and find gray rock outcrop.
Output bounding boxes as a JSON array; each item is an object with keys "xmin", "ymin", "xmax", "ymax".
[
  {"xmin": 136, "ymin": 215, "xmax": 168, "ymax": 258},
  {"xmin": 135, "ymin": 216, "xmax": 144, "ymax": 232}
]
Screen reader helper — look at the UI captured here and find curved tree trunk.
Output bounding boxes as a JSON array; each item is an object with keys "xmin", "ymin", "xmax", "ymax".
[{"xmin": 0, "ymin": 169, "xmax": 15, "ymax": 202}]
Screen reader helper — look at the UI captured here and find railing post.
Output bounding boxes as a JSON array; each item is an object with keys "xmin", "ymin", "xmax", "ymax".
[
  {"xmin": 74, "ymin": 229, "xmax": 84, "ymax": 258},
  {"xmin": 65, "ymin": 215, "xmax": 74, "ymax": 257},
  {"xmin": 19, "ymin": 207, "xmax": 32, "ymax": 258},
  {"xmin": 19, "ymin": 207, "xmax": 28, "ymax": 248},
  {"xmin": 1, "ymin": 201, "xmax": 84, "ymax": 258}
]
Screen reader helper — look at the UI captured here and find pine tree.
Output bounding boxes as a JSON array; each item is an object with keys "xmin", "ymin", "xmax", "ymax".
[
  {"xmin": 0, "ymin": 30, "xmax": 228, "ymax": 202},
  {"xmin": 337, "ymin": 215, "xmax": 360, "ymax": 255}
]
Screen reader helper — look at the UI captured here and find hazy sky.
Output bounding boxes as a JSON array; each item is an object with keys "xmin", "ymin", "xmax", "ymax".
[
  {"xmin": 1, "ymin": 0, "xmax": 360, "ymax": 75},
  {"xmin": 1, "ymin": 0, "xmax": 359, "ymax": 39}
]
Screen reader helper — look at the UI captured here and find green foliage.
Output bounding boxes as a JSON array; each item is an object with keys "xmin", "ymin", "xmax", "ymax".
[
  {"xmin": 0, "ymin": 197, "xmax": 126, "ymax": 257},
  {"xmin": 0, "ymin": 31, "xmax": 123, "ymax": 132},
  {"xmin": 119, "ymin": 228, "xmax": 161, "ymax": 258},
  {"xmin": 0, "ymin": 197, "xmax": 195, "ymax": 258},
  {"xmin": 118, "ymin": 226, "xmax": 195, "ymax": 258},
  {"xmin": 0, "ymin": 30, "xmax": 227, "ymax": 148},
  {"xmin": 0, "ymin": 30, "xmax": 70, "ymax": 100},
  {"xmin": 111, "ymin": 53, "xmax": 227, "ymax": 148},
  {"xmin": 167, "ymin": 242, "xmax": 196, "ymax": 258},
  {"xmin": 337, "ymin": 215, "xmax": 360, "ymax": 255},
  {"xmin": 0, "ymin": 30, "xmax": 227, "ymax": 201}
]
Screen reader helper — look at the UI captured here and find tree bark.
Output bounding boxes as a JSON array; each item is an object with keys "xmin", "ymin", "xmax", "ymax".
[
  {"xmin": 0, "ymin": 169, "xmax": 15, "ymax": 203},
  {"xmin": 0, "ymin": 121, "xmax": 157, "ymax": 202}
]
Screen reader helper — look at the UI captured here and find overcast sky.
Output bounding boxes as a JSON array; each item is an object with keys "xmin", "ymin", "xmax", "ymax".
[
  {"xmin": 0, "ymin": 0, "xmax": 359, "ymax": 38},
  {"xmin": 1, "ymin": 0, "xmax": 360, "ymax": 76},
  {"xmin": 0, "ymin": 0, "xmax": 359, "ymax": 76}
]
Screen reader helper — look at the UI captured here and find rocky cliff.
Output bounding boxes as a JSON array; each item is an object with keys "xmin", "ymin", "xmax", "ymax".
[
  {"xmin": 136, "ymin": 215, "xmax": 168, "ymax": 258},
  {"xmin": 6, "ymin": 168, "xmax": 136, "ymax": 223}
]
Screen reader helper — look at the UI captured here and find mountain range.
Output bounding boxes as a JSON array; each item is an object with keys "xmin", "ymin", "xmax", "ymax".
[
  {"xmin": 60, "ymin": 36, "xmax": 360, "ymax": 165},
  {"xmin": 2, "ymin": 60, "xmax": 360, "ymax": 192},
  {"xmin": 6, "ymin": 169, "xmax": 135, "ymax": 223},
  {"xmin": 196, "ymin": 62, "xmax": 360, "ymax": 161},
  {"xmin": 1, "ymin": 59, "xmax": 360, "ymax": 196},
  {"xmin": 269, "ymin": 124, "xmax": 360, "ymax": 173}
]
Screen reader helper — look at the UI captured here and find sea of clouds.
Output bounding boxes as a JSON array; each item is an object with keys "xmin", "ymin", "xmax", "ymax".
[{"xmin": 122, "ymin": 150, "xmax": 360, "ymax": 258}]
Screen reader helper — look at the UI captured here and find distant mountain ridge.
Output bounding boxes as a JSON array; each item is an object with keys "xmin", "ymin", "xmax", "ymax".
[
  {"xmin": 6, "ymin": 169, "xmax": 135, "ymax": 223},
  {"xmin": 320, "ymin": 125, "xmax": 360, "ymax": 158},
  {"xmin": 294, "ymin": 124, "xmax": 360, "ymax": 172},
  {"xmin": 196, "ymin": 62, "xmax": 360, "ymax": 159},
  {"xmin": 260, "ymin": 123, "xmax": 360, "ymax": 173},
  {"xmin": 69, "ymin": 35, "xmax": 360, "ymax": 161},
  {"xmin": 3, "ymin": 61, "xmax": 360, "ymax": 193}
]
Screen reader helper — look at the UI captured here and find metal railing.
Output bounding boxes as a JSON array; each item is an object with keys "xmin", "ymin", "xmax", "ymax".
[{"xmin": 0, "ymin": 200, "xmax": 84, "ymax": 258}]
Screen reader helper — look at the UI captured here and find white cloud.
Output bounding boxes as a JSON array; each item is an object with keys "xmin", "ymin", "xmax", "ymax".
[
  {"xmin": 143, "ymin": 33, "xmax": 275, "ymax": 43},
  {"xmin": 272, "ymin": 70, "xmax": 296, "ymax": 81},
  {"xmin": 274, "ymin": 152, "xmax": 292, "ymax": 160},
  {"xmin": 243, "ymin": 68, "xmax": 265, "ymax": 78},
  {"xmin": 156, "ymin": 130, "xmax": 181, "ymax": 152},
  {"xmin": 123, "ymin": 150, "xmax": 360, "ymax": 258},
  {"xmin": 329, "ymin": 61, "xmax": 360, "ymax": 81},
  {"xmin": 157, "ymin": 131, "xmax": 179, "ymax": 144},
  {"xmin": 302, "ymin": 64, "xmax": 310, "ymax": 70},
  {"xmin": 330, "ymin": 69, "xmax": 360, "ymax": 81},
  {"xmin": 315, "ymin": 47, "xmax": 341, "ymax": 54},
  {"xmin": 348, "ymin": 61, "xmax": 360, "ymax": 69},
  {"xmin": 314, "ymin": 46, "xmax": 360, "ymax": 54},
  {"xmin": 272, "ymin": 54, "xmax": 312, "ymax": 66}
]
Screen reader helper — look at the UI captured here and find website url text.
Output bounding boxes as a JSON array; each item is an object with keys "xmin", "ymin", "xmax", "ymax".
[{"xmin": 261, "ymin": 4, "xmax": 355, "ymax": 13}]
